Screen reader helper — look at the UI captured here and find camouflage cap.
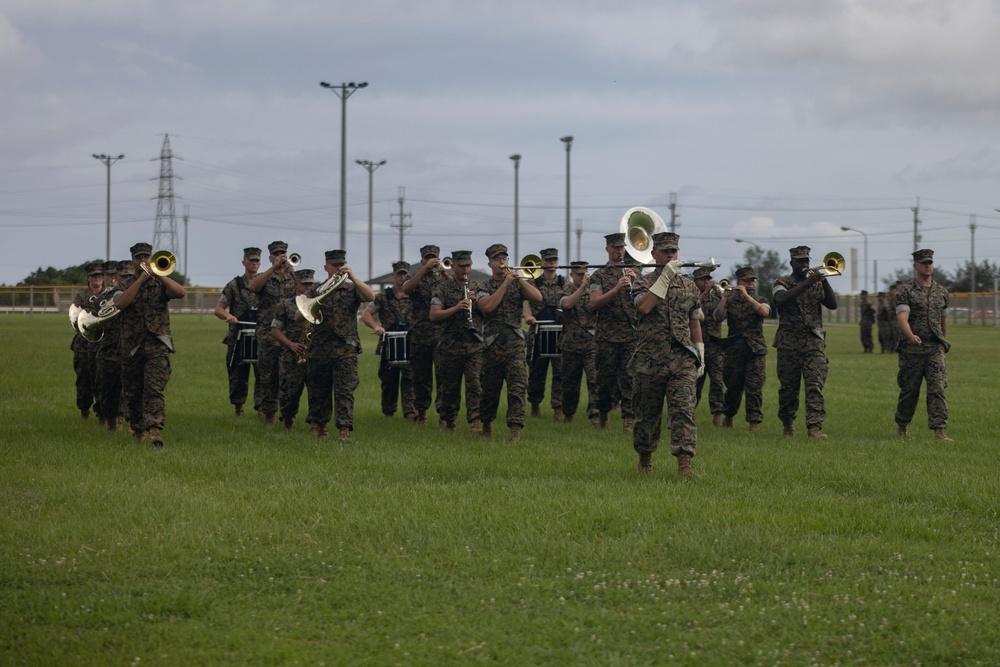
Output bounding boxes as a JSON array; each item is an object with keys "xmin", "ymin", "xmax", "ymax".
[
  {"xmin": 294, "ymin": 269, "xmax": 315, "ymax": 284},
  {"xmin": 118, "ymin": 260, "xmax": 135, "ymax": 276},
  {"xmin": 539, "ymin": 247, "xmax": 558, "ymax": 261},
  {"xmin": 244, "ymin": 247, "xmax": 262, "ymax": 261},
  {"xmin": 85, "ymin": 262, "xmax": 104, "ymax": 276},
  {"xmin": 860, "ymin": 290, "xmax": 869, "ymax": 295},
  {"xmin": 451, "ymin": 250, "xmax": 473, "ymax": 266},
  {"xmin": 570, "ymin": 260, "xmax": 589, "ymax": 274},
  {"xmin": 735, "ymin": 266, "xmax": 757, "ymax": 280},
  {"xmin": 101, "ymin": 260, "xmax": 118, "ymax": 275},
  {"xmin": 789, "ymin": 246, "xmax": 811, "ymax": 260},
  {"xmin": 129, "ymin": 242, "xmax": 152, "ymax": 258},
  {"xmin": 420, "ymin": 244, "xmax": 440, "ymax": 259},
  {"xmin": 912, "ymin": 248, "xmax": 934, "ymax": 263},
  {"xmin": 604, "ymin": 233, "xmax": 626, "ymax": 248},
  {"xmin": 325, "ymin": 249, "xmax": 346, "ymax": 265},
  {"xmin": 691, "ymin": 266, "xmax": 713, "ymax": 280},
  {"xmin": 485, "ymin": 243, "xmax": 508, "ymax": 260},
  {"xmin": 651, "ymin": 232, "xmax": 679, "ymax": 251},
  {"xmin": 392, "ymin": 260, "xmax": 410, "ymax": 274},
  {"xmin": 267, "ymin": 241, "xmax": 287, "ymax": 255}
]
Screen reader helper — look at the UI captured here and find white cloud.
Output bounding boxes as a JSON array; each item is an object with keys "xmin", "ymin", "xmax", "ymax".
[{"xmin": 0, "ymin": 12, "xmax": 45, "ymax": 79}]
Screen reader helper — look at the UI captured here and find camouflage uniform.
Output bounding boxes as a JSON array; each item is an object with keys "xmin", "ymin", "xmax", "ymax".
[
  {"xmin": 772, "ymin": 275, "xmax": 828, "ymax": 430},
  {"xmin": 408, "ymin": 269, "xmax": 446, "ymax": 420},
  {"xmin": 590, "ymin": 264, "xmax": 638, "ymax": 418},
  {"xmin": 895, "ymin": 277, "xmax": 949, "ymax": 430},
  {"xmin": 305, "ymin": 282, "xmax": 364, "ymax": 432},
  {"xmin": 876, "ymin": 296, "xmax": 893, "ymax": 353},
  {"xmin": 271, "ymin": 298, "xmax": 309, "ymax": 423},
  {"xmin": 94, "ymin": 281, "xmax": 124, "ymax": 427},
  {"xmin": 477, "ymin": 276, "xmax": 530, "ymax": 430},
  {"xmin": 255, "ymin": 271, "xmax": 297, "ymax": 418},
  {"xmin": 558, "ymin": 279, "xmax": 599, "ymax": 422},
  {"xmin": 859, "ymin": 296, "xmax": 876, "ymax": 353},
  {"xmin": 432, "ymin": 274, "xmax": 484, "ymax": 425},
  {"xmin": 114, "ymin": 275, "xmax": 176, "ymax": 435},
  {"xmin": 719, "ymin": 291, "xmax": 769, "ymax": 424},
  {"xmin": 526, "ymin": 274, "xmax": 565, "ymax": 414},
  {"xmin": 368, "ymin": 287, "xmax": 415, "ymax": 418},
  {"xmin": 696, "ymin": 287, "xmax": 725, "ymax": 416},
  {"xmin": 71, "ymin": 286, "xmax": 102, "ymax": 417},
  {"xmin": 219, "ymin": 275, "xmax": 260, "ymax": 411},
  {"xmin": 629, "ymin": 271, "xmax": 701, "ymax": 458}
]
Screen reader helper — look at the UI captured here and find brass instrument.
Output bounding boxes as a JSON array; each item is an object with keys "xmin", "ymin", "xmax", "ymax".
[
  {"xmin": 287, "ymin": 253, "xmax": 302, "ymax": 267},
  {"xmin": 808, "ymin": 251, "xmax": 845, "ymax": 278},
  {"xmin": 620, "ymin": 206, "xmax": 667, "ymax": 266},
  {"xmin": 440, "ymin": 257, "xmax": 453, "ymax": 272},
  {"xmin": 296, "ymin": 321, "xmax": 311, "ymax": 365},
  {"xmin": 510, "ymin": 253, "xmax": 542, "ymax": 280},
  {"xmin": 69, "ymin": 304, "xmax": 84, "ymax": 333},
  {"xmin": 140, "ymin": 250, "xmax": 176, "ymax": 278},
  {"xmin": 295, "ymin": 270, "xmax": 350, "ymax": 324},
  {"xmin": 77, "ymin": 298, "xmax": 121, "ymax": 342},
  {"xmin": 715, "ymin": 278, "xmax": 732, "ymax": 295}
]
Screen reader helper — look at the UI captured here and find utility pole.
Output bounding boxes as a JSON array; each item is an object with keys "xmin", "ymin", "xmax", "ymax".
[
  {"xmin": 561, "ymin": 136, "xmax": 573, "ymax": 264},
  {"xmin": 575, "ymin": 218, "xmax": 583, "ymax": 261},
  {"xmin": 970, "ymin": 214, "xmax": 977, "ymax": 324},
  {"xmin": 510, "ymin": 154, "xmax": 521, "ymax": 262},
  {"xmin": 911, "ymin": 197, "xmax": 921, "ymax": 253},
  {"xmin": 390, "ymin": 187, "xmax": 412, "ymax": 263},
  {"xmin": 356, "ymin": 159, "xmax": 386, "ymax": 281},
  {"xmin": 152, "ymin": 134, "xmax": 181, "ymax": 259},
  {"xmin": 183, "ymin": 205, "xmax": 190, "ymax": 284},
  {"xmin": 320, "ymin": 81, "xmax": 368, "ymax": 251},
  {"xmin": 668, "ymin": 192, "xmax": 679, "ymax": 233},
  {"xmin": 92, "ymin": 153, "xmax": 124, "ymax": 261}
]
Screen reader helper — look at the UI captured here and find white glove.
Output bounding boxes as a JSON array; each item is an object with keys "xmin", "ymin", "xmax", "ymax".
[
  {"xmin": 695, "ymin": 342, "xmax": 705, "ymax": 378},
  {"xmin": 649, "ymin": 260, "xmax": 684, "ymax": 299}
]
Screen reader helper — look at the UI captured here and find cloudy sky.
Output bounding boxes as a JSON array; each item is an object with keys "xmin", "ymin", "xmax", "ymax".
[{"xmin": 3, "ymin": 0, "xmax": 999, "ymax": 290}]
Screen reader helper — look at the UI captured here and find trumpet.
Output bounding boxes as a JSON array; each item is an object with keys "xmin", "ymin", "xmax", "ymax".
[
  {"xmin": 807, "ymin": 251, "xmax": 845, "ymax": 278},
  {"xmin": 715, "ymin": 278, "xmax": 732, "ymax": 295},
  {"xmin": 287, "ymin": 253, "xmax": 302, "ymax": 267},
  {"xmin": 140, "ymin": 250, "xmax": 176, "ymax": 278}
]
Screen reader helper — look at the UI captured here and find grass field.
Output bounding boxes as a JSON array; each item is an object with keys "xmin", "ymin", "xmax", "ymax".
[{"xmin": 1, "ymin": 314, "xmax": 998, "ymax": 666}]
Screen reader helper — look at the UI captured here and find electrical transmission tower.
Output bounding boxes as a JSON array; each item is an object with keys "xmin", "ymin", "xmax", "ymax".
[{"xmin": 152, "ymin": 134, "xmax": 182, "ymax": 257}]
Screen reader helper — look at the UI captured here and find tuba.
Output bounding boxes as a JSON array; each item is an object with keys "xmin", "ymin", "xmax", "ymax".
[
  {"xmin": 295, "ymin": 271, "xmax": 350, "ymax": 324},
  {"xmin": 808, "ymin": 251, "xmax": 845, "ymax": 278},
  {"xmin": 77, "ymin": 298, "xmax": 121, "ymax": 342},
  {"xmin": 620, "ymin": 206, "xmax": 667, "ymax": 267},
  {"xmin": 69, "ymin": 304, "xmax": 84, "ymax": 333}
]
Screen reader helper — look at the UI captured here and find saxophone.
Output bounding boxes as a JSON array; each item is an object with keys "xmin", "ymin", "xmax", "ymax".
[{"xmin": 296, "ymin": 320, "xmax": 311, "ymax": 365}]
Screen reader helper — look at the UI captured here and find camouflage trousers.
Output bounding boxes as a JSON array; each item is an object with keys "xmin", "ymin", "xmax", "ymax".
[
  {"xmin": 860, "ymin": 323, "xmax": 874, "ymax": 353},
  {"xmin": 630, "ymin": 347, "xmax": 698, "ymax": 458},
  {"xmin": 776, "ymin": 347, "xmax": 828, "ymax": 428},
  {"xmin": 121, "ymin": 338, "xmax": 172, "ymax": 433},
  {"xmin": 226, "ymin": 343, "xmax": 260, "ymax": 410},
  {"xmin": 695, "ymin": 338, "xmax": 726, "ymax": 415},
  {"xmin": 73, "ymin": 344, "xmax": 99, "ymax": 415},
  {"xmin": 410, "ymin": 340, "xmax": 440, "ymax": 416},
  {"xmin": 722, "ymin": 342, "xmax": 766, "ymax": 424},
  {"xmin": 527, "ymin": 354, "xmax": 562, "ymax": 411},
  {"xmin": 877, "ymin": 322, "xmax": 893, "ymax": 353},
  {"xmin": 596, "ymin": 338, "xmax": 636, "ymax": 417},
  {"xmin": 96, "ymin": 345, "xmax": 122, "ymax": 422},
  {"xmin": 480, "ymin": 339, "xmax": 527, "ymax": 428},
  {"xmin": 378, "ymin": 360, "xmax": 415, "ymax": 418},
  {"xmin": 255, "ymin": 333, "xmax": 282, "ymax": 417},
  {"xmin": 435, "ymin": 346, "xmax": 482, "ymax": 423},
  {"xmin": 306, "ymin": 352, "xmax": 359, "ymax": 431},
  {"xmin": 896, "ymin": 349, "xmax": 948, "ymax": 430},
  {"xmin": 561, "ymin": 346, "xmax": 599, "ymax": 420},
  {"xmin": 278, "ymin": 350, "xmax": 308, "ymax": 421}
]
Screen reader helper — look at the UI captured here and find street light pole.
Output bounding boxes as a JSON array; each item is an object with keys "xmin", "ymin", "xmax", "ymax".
[
  {"xmin": 356, "ymin": 159, "xmax": 386, "ymax": 282},
  {"xmin": 92, "ymin": 153, "xmax": 124, "ymax": 261},
  {"xmin": 509, "ymin": 154, "xmax": 521, "ymax": 261},
  {"xmin": 734, "ymin": 238, "xmax": 762, "ymax": 255},
  {"xmin": 320, "ymin": 81, "xmax": 368, "ymax": 251},
  {"xmin": 840, "ymin": 226, "xmax": 868, "ymax": 293},
  {"xmin": 560, "ymin": 136, "xmax": 573, "ymax": 263}
]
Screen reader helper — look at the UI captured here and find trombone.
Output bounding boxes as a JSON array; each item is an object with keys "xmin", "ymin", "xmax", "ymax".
[
  {"xmin": 503, "ymin": 255, "xmax": 721, "ymax": 280},
  {"xmin": 140, "ymin": 250, "xmax": 176, "ymax": 278},
  {"xmin": 807, "ymin": 252, "xmax": 845, "ymax": 278}
]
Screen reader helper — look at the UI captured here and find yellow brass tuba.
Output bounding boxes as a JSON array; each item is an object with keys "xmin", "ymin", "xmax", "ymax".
[
  {"xmin": 620, "ymin": 206, "xmax": 667, "ymax": 266},
  {"xmin": 808, "ymin": 251, "xmax": 845, "ymax": 277}
]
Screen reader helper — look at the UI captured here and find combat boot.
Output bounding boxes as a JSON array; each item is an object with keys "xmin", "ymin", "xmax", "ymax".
[
  {"xmin": 282, "ymin": 416, "xmax": 294, "ymax": 430},
  {"xmin": 722, "ymin": 415, "xmax": 733, "ymax": 428},
  {"xmin": 309, "ymin": 423, "xmax": 318, "ymax": 436},
  {"xmin": 677, "ymin": 454, "xmax": 698, "ymax": 479},
  {"xmin": 482, "ymin": 422, "xmax": 493, "ymax": 438},
  {"xmin": 445, "ymin": 419, "xmax": 457, "ymax": 433},
  {"xmin": 416, "ymin": 410, "xmax": 427, "ymax": 426},
  {"xmin": 508, "ymin": 427, "xmax": 521, "ymax": 443},
  {"xmin": 470, "ymin": 419, "xmax": 483, "ymax": 435},
  {"xmin": 107, "ymin": 416, "xmax": 121, "ymax": 433},
  {"xmin": 554, "ymin": 409, "xmax": 565, "ymax": 423},
  {"xmin": 590, "ymin": 415, "xmax": 601, "ymax": 428},
  {"xmin": 81, "ymin": 408, "xmax": 90, "ymax": 420},
  {"xmin": 339, "ymin": 428, "xmax": 351, "ymax": 443},
  {"xmin": 894, "ymin": 424, "xmax": 908, "ymax": 438},
  {"xmin": 317, "ymin": 424, "xmax": 329, "ymax": 438},
  {"xmin": 563, "ymin": 414, "xmax": 573, "ymax": 424},
  {"xmin": 599, "ymin": 412, "xmax": 609, "ymax": 430},
  {"xmin": 234, "ymin": 404, "xmax": 244, "ymax": 417},
  {"xmin": 637, "ymin": 452, "xmax": 653, "ymax": 474},
  {"xmin": 530, "ymin": 404, "xmax": 541, "ymax": 418},
  {"xmin": 934, "ymin": 428, "xmax": 953, "ymax": 442},
  {"xmin": 130, "ymin": 426, "xmax": 145, "ymax": 443},
  {"xmin": 623, "ymin": 417, "xmax": 634, "ymax": 433},
  {"xmin": 98, "ymin": 417, "xmax": 108, "ymax": 428},
  {"xmin": 438, "ymin": 418, "xmax": 448, "ymax": 430},
  {"xmin": 712, "ymin": 413, "xmax": 724, "ymax": 427},
  {"xmin": 782, "ymin": 421, "xmax": 795, "ymax": 437},
  {"xmin": 148, "ymin": 428, "xmax": 164, "ymax": 447},
  {"xmin": 807, "ymin": 426, "xmax": 828, "ymax": 441},
  {"xmin": 748, "ymin": 422, "xmax": 760, "ymax": 433}
]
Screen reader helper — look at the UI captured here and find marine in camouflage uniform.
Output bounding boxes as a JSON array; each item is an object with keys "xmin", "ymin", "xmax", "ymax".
[
  {"xmin": 630, "ymin": 232, "xmax": 703, "ymax": 478},
  {"xmin": 876, "ymin": 292, "xmax": 893, "ymax": 353},
  {"xmin": 116, "ymin": 260, "xmax": 136, "ymax": 427},
  {"xmin": 94, "ymin": 260, "xmax": 124, "ymax": 432},
  {"xmin": 400, "ymin": 244, "xmax": 447, "ymax": 425},
  {"xmin": 430, "ymin": 251, "xmax": 484, "ymax": 432},
  {"xmin": 894, "ymin": 249, "xmax": 952, "ymax": 441},
  {"xmin": 304, "ymin": 250, "xmax": 375, "ymax": 441},
  {"xmin": 271, "ymin": 269, "xmax": 315, "ymax": 430},
  {"xmin": 70, "ymin": 262, "xmax": 105, "ymax": 420},
  {"xmin": 859, "ymin": 290, "xmax": 876, "ymax": 353},
  {"xmin": 525, "ymin": 248, "xmax": 565, "ymax": 421},
  {"xmin": 476, "ymin": 243, "xmax": 542, "ymax": 441},
  {"xmin": 248, "ymin": 241, "xmax": 297, "ymax": 423},
  {"xmin": 558, "ymin": 261, "xmax": 599, "ymax": 425},
  {"xmin": 714, "ymin": 266, "xmax": 770, "ymax": 430},
  {"xmin": 214, "ymin": 247, "xmax": 261, "ymax": 417},
  {"xmin": 361, "ymin": 261, "xmax": 416, "ymax": 420},
  {"xmin": 692, "ymin": 266, "xmax": 726, "ymax": 426},
  {"xmin": 112, "ymin": 242, "xmax": 187, "ymax": 446},
  {"xmin": 772, "ymin": 246, "xmax": 838, "ymax": 439},
  {"xmin": 589, "ymin": 232, "xmax": 639, "ymax": 430},
  {"xmin": 888, "ymin": 282, "xmax": 902, "ymax": 351}
]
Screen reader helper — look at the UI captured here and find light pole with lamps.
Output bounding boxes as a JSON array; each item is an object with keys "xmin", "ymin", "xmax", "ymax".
[
  {"xmin": 320, "ymin": 80, "xmax": 368, "ymax": 251},
  {"xmin": 734, "ymin": 238, "xmax": 762, "ymax": 252},
  {"xmin": 840, "ymin": 226, "xmax": 868, "ymax": 293},
  {"xmin": 93, "ymin": 153, "xmax": 125, "ymax": 261},
  {"xmin": 356, "ymin": 159, "xmax": 385, "ymax": 281},
  {"xmin": 509, "ymin": 154, "xmax": 521, "ymax": 262},
  {"xmin": 560, "ymin": 136, "xmax": 573, "ymax": 263}
]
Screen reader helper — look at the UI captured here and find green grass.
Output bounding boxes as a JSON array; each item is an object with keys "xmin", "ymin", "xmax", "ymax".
[{"xmin": 1, "ymin": 315, "xmax": 998, "ymax": 665}]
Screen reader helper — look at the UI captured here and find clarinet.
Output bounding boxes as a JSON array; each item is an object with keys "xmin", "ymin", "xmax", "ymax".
[{"xmin": 463, "ymin": 274, "xmax": 482, "ymax": 341}]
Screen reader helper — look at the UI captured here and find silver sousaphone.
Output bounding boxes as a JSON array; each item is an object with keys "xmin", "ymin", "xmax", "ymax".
[{"xmin": 620, "ymin": 206, "xmax": 667, "ymax": 267}]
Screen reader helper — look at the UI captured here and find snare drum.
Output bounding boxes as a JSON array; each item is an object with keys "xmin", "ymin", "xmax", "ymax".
[
  {"xmin": 237, "ymin": 323, "xmax": 258, "ymax": 364},
  {"xmin": 382, "ymin": 330, "xmax": 411, "ymax": 368},
  {"xmin": 536, "ymin": 321, "xmax": 562, "ymax": 358}
]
